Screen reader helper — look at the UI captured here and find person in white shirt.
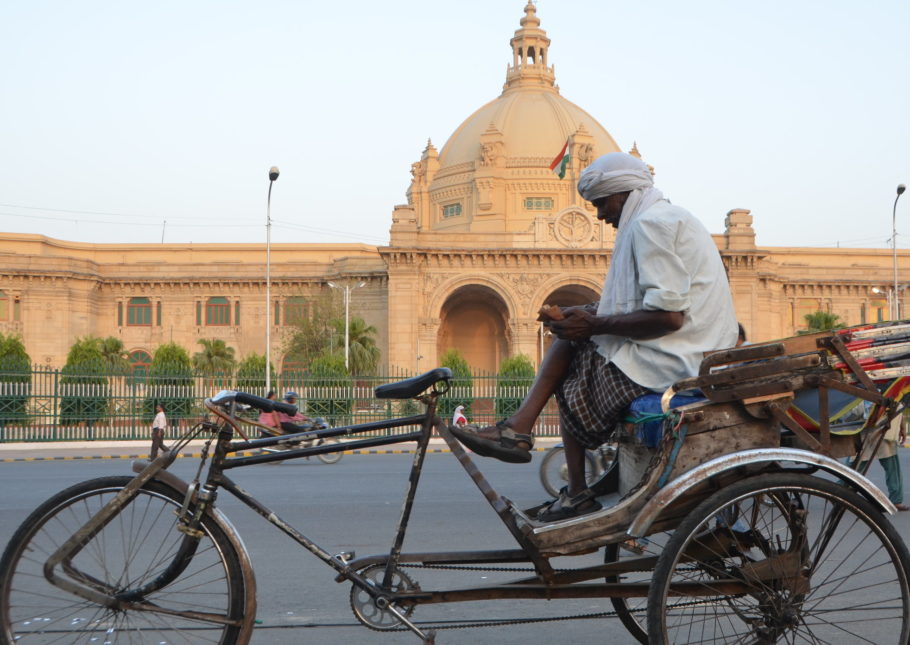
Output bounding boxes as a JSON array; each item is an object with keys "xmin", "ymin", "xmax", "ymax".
[
  {"xmin": 451, "ymin": 152, "xmax": 737, "ymax": 521},
  {"xmin": 150, "ymin": 403, "xmax": 169, "ymax": 459}
]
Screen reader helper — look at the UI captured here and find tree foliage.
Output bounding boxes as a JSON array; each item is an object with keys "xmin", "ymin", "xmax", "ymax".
[
  {"xmin": 59, "ymin": 337, "xmax": 109, "ymax": 426},
  {"xmin": 802, "ymin": 311, "xmax": 845, "ymax": 334},
  {"xmin": 193, "ymin": 338, "xmax": 236, "ymax": 390},
  {"xmin": 144, "ymin": 342, "xmax": 194, "ymax": 423},
  {"xmin": 0, "ymin": 333, "xmax": 31, "ymax": 427},
  {"xmin": 97, "ymin": 336, "xmax": 131, "ymax": 375},
  {"xmin": 495, "ymin": 354, "xmax": 535, "ymax": 418},
  {"xmin": 281, "ymin": 292, "xmax": 343, "ymax": 370},
  {"xmin": 439, "ymin": 348, "xmax": 474, "ymax": 421},
  {"xmin": 329, "ymin": 316, "xmax": 381, "ymax": 375},
  {"xmin": 306, "ymin": 353, "xmax": 353, "ymax": 424},
  {"xmin": 235, "ymin": 353, "xmax": 276, "ymax": 394}
]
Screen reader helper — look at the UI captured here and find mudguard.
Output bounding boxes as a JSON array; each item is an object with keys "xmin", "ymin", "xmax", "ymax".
[{"xmin": 627, "ymin": 448, "xmax": 896, "ymax": 538}]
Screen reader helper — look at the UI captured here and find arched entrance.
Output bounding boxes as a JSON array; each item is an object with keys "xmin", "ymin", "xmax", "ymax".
[{"xmin": 437, "ymin": 285, "xmax": 509, "ymax": 373}]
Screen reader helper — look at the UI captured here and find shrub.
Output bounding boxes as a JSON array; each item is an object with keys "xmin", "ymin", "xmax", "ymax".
[
  {"xmin": 59, "ymin": 337, "xmax": 109, "ymax": 427},
  {"xmin": 495, "ymin": 354, "xmax": 534, "ymax": 418},
  {"xmin": 0, "ymin": 334, "xmax": 31, "ymax": 429},
  {"xmin": 144, "ymin": 343, "xmax": 194, "ymax": 426},
  {"xmin": 306, "ymin": 354, "xmax": 353, "ymax": 425},
  {"xmin": 235, "ymin": 353, "xmax": 276, "ymax": 394},
  {"xmin": 438, "ymin": 348, "xmax": 473, "ymax": 422}
]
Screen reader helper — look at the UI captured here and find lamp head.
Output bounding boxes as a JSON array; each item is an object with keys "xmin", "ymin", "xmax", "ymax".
[
  {"xmin": 327, "ymin": 281, "xmax": 337, "ymax": 289},
  {"xmin": 899, "ymin": 184, "xmax": 906, "ymax": 196},
  {"xmin": 269, "ymin": 166, "xmax": 280, "ymax": 182}
]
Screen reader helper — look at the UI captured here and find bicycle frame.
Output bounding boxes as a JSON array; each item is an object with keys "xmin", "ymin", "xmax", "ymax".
[{"xmin": 39, "ymin": 373, "xmax": 686, "ymax": 644}]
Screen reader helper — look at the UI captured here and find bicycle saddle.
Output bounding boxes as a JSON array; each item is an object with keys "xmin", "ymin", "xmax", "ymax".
[{"xmin": 374, "ymin": 367, "xmax": 452, "ymax": 399}]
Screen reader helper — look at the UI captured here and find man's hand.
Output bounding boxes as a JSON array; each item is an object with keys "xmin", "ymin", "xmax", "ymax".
[
  {"xmin": 546, "ymin": 309, "xmax": 685, "ymax": 342},
  {"xmin": 547, "ymin": 307, "xmax": 598, "ymax": 340}
]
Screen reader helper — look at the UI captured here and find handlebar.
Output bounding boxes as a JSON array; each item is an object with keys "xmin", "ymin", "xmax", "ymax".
[{"xmin": 212, "ymin": 390, "xmax": 298, "ymax": 416}]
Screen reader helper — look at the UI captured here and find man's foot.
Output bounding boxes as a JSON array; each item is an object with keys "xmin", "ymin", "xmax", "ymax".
[
  {"xmin": 536, "ymin": 487, "xmax": 602, "ymax": 522},
  {"xmin": 895, "ymin": 503, "xmax": 910, "ymax": 511},
  {"xmin": 449, "ymin": 421, "xmax": 534, "ymax": 464}
]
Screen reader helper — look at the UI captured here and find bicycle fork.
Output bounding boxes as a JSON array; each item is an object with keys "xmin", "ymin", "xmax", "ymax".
[{"xmin": 42, "ymin": 451, "xmax": 213, "ymax": 611}]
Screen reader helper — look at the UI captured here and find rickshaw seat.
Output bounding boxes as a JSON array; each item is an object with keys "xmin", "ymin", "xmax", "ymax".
[{"xmin": 625, "ymin": 392, "xmax": 705, "ymax": 448}]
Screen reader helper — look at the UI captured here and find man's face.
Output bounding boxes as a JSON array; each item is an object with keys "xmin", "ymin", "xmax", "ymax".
[{"xmin": 591, "ymin": 192, "xmax": 630, "ymax": 228}]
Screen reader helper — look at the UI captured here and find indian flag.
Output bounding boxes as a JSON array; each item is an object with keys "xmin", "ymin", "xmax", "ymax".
[{"xmin": 549, "ymin": 139, "xmax": 571, "ymax": 179}]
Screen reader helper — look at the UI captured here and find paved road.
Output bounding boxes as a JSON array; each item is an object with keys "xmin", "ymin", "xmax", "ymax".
[{"xmin": 1, "ymin": 448, "xmax": 909, "ymax": 644}]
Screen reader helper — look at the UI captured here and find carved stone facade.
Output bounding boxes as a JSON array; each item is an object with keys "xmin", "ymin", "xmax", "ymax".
[{"xmin": 0, "ymin": 4, "xmax": 902, "ymax": 374}]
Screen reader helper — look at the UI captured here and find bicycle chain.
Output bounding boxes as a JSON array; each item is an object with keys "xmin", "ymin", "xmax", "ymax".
[{"xmin": 356, "ymin": 414, "xmax": 692, "ymax": 634}]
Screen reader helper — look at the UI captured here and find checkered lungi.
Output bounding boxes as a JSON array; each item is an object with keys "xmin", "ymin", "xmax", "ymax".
[{"xmin": 554, "ymin": 341, "xmax": 650, "ymax": 450}]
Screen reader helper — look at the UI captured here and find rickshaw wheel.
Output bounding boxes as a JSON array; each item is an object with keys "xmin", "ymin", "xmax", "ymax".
[
  {"xmin": 647, "ymin": 473, "xmax": 910, "ymax": 644},
  {"xmin": 604, "ymin": 531, "xmax": 670, "ymax": 644}
]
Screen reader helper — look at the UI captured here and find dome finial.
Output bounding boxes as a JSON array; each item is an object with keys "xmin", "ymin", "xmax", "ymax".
[{"xmin": 505, "ymin": 1, "xmax": 554, "ymax": 92}]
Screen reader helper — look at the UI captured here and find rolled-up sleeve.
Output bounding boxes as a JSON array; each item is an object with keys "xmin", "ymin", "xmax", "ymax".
[{"xmin": 631, "ymin": 218, "xmax": 691, "ymax": 312}]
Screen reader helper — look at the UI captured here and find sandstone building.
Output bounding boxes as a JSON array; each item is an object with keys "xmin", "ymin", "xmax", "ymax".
[{"xmin": 0, "ymin": 3, "xmax": 903, "ymax": 375}]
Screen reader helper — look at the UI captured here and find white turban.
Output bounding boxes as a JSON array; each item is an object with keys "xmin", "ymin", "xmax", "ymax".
[
  {"xmin": 579, "ymin": 153, "xmax": 669, "ymax": 361},
  {"xmin": 577, "ymin": 152, "xmax": 654, "ymax": 203}
]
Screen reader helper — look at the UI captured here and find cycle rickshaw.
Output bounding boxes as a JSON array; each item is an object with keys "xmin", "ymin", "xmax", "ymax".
[{"xmin": 2, "ymin": 321, "xmax": 909, "ymax": 643}]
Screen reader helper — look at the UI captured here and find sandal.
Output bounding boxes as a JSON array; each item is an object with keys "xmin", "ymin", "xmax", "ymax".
[
  {"xmin": 536, "ymin": 487, "xmax": 602, "ymax": 522},
  {"xmin": 449, "ymin": 421, "xmax": 534, "ymax": 464}
]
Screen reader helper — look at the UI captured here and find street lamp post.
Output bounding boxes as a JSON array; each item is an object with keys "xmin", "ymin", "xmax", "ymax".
[
  {"xmin": 327, "ymin": 281, "xmax": 366, "ymax": 371},
  {"xmin": 266, "ymin": 166, "xmax": 279, "ymax": 392},
  {"xmin": 892, "ymin": 184, "xmax": 906, "ymax": 320}
]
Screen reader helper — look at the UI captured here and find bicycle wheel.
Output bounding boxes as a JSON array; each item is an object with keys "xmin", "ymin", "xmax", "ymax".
[
  {"xmin": 647, "ymin": 472, "xmax": 910, "ymax": 644},
  {"xmin": 604, "ymin": 531, "xmax": 670, "ymax": 644},
  {"xmin": 317, "ymin": 438, "xmax": 344, "ymax": 464},
  {"xmin": 0, "ymin": 476, "xmax": 248, "ymax": 644},
  {"xmin": 538, "ymin": 446, "xmax": 599, "ymax": 498}
]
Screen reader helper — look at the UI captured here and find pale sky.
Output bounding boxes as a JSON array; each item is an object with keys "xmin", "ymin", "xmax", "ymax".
[{"xmin": 1, "ymin": 0, "xmax": 908, "ymax": 249}]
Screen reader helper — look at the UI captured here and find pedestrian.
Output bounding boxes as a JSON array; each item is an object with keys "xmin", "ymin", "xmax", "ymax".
[
  {"xmin": 452, "ymin": 405, "xmax": 468, "ymax": 427},
  {"xmin": 450, "ymin": 151, "xmax": 737, "ymax": 521},
  {"xmin": 150, "ymin": 402, "xmax": 169, "ymax": 459},
  {"xmin": 859, "ymin": 409, "xmax": 908, "ymax": 511}
]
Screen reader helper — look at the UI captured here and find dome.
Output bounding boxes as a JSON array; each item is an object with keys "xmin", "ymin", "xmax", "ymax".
[
  {"xmin": 439, "ymin": 2, "xmax": 620, "ymax": 170},
  {"xmin": 438, "ymin": 90, "xmax": 620, "ymax": 168},
  {"xmin": 399, "ymin": 3, "xmax": 628, "ymax": 240}
]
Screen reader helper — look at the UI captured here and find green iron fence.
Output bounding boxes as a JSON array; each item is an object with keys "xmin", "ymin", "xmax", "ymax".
[{"xmin": 0, "ymin": 365, "xmax": 561, "ymax": 442}]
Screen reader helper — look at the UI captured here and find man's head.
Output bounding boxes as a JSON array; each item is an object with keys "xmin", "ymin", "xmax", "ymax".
[
  {"xmin": 577, "ymin": 152, "xmax": 654, "ymax": 229},
  {"xmin": 284, "ymin": 391, "xmax": 298, "ymax": 404}
]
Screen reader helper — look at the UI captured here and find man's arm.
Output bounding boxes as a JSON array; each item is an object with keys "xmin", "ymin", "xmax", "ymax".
[{"xmin": 546, "ymin": 308, "xmax": 684, "ymax": 342}]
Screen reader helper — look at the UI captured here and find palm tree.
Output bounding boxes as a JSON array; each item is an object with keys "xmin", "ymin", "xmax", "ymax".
[
  {"xmin": 97, "ymin": 336, "xmax": 130, "ymax": 374},
  {"xmin": 802, "ymin": 311, "xmax": 845, "ymax": 333},
  {"xmin": 330, "ymin": 316, "xmax": 380, "ymax": 375},
  {"xmin": 192, "ymin": 339, "xmax": 236, "ymax": 386}
]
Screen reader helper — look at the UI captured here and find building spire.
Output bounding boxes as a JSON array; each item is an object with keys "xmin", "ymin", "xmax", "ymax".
[{"xmin": 504, "ymin": 2, "xmax": 556, "ymax": 92}]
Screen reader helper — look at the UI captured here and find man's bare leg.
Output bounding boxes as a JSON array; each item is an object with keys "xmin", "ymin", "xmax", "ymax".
[
  {"xmin": 449, "ymin": 339, "xmax": 577, "ymax": 465},
  {"xmin": 501, "ymin": 338, "xmax": 577, "ymax": 437},
  {"xmin": 560, "ymin": 428, "xmax": 589, "ymax": 496}
]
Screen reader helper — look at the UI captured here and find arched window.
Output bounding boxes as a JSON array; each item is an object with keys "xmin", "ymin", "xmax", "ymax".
[
  {"xmin": 129, "ymin": 350, "xmax": 152, "ymax": 383},
  {"xmin": 127, "ymin": 297, "xmax": 152, "ymax": 326},
  {"xmin": 0, "ymin": 290, "xmax": 7, "ymax": 321},
  {"xmin": 206, "ymin": 297, "xmax": 231, "ymax": 326}
]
